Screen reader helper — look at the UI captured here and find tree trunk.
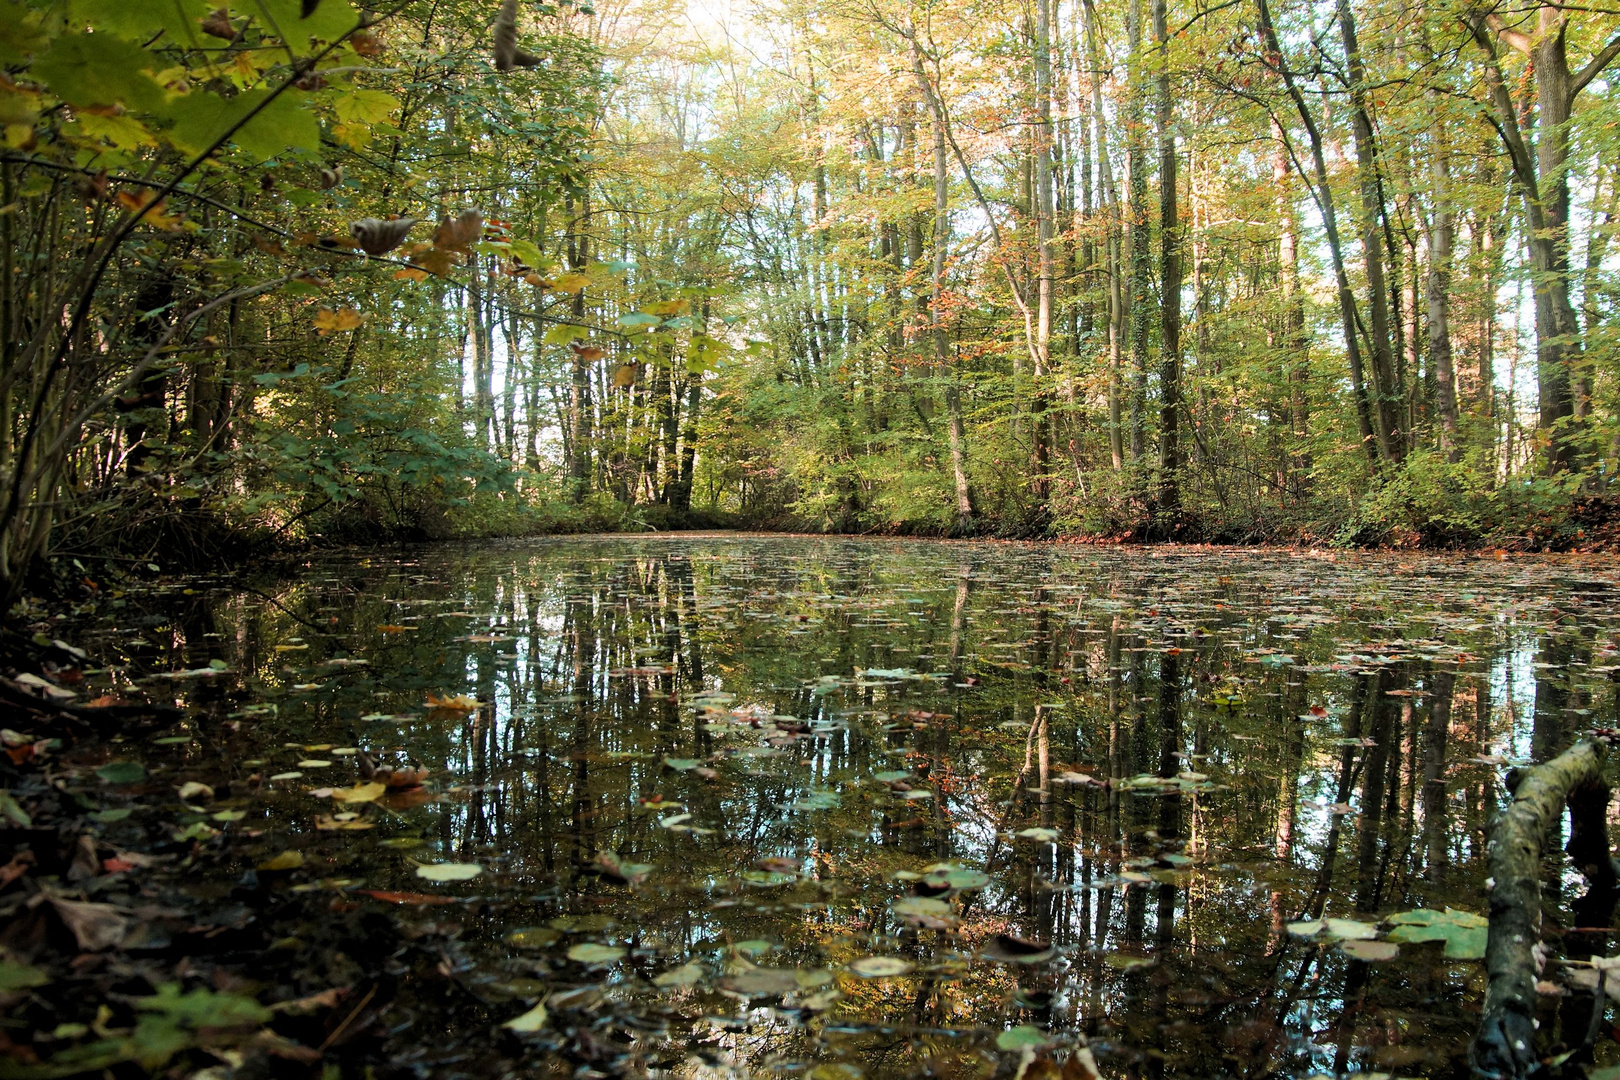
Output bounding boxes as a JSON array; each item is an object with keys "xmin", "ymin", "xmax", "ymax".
[
  {"xmin": 567, "ymin": 192, "xmax": 593, "ymax": 503},
  {"xmin": 1425, "ymin": 101, "xmax": 1460, "ymax": 462},
  {"xmin": 1126, "ymin": 0, "xmax": 1150, "ymax": 466},
  {"xmin": 1153, "ymin": 0, "xmax": 1180, "ymax": 524},
  {"xmin": 1257, "ymin": 0, "xmax": 1377, "ymax": 464},
  {"xmin": 1335, "ymin": 0, "xmax": 1404, "ymax": 464},
  {"xmin": 911, "ymin": 38, "xmax": 976, "ymax": 534}
]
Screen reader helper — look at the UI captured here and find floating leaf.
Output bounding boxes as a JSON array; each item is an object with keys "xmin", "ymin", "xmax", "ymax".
[
  {"xmin": 893, "ymin": 896, "xmax": 957, "ymax": 928},
  {"xmin": 1385, "ymin": 908, "xmax": 1487, "ymax": 960},
  {"xmin": 96, "ymin": 761, "xmax": 146, "ymax": 785},
  {"xmin": 1340, "ymin": 940, "xmax": 1400, "ymax": 962},
  {"xmin": 0, "ymin": 960, "xmax": 51, "ymax": 991},
  {"xmin": 1015, "ymin": 827, "xmax": 1060, "ymax": 843},
  {"xmin": 258, "ymin": 850, "xmax": 305, "ymax": 871},
  {"xmin": 330, "ymin": 782, "xmax": 386, "ymax": 803},
  {"xmin": 566, "ymin": 943, "xmax": 626, "ymax": 964},
  {"xmin": 416, "ymin": 862, "xmax": 483, "ymax": 882},
  {"xmin": 996, "ymin": 1026, "xmax": 1052, "ymax": 1051},
  {"xmin": 503, "ymin": 1000, "xmax": 548, "ymax": 1033},
  {"xmin": 654, "ymin": 960, "xmax": 705, "ymax": 988},
  {"xmin": 719, "ymin": 968, "xmax": 799, "ymax": 996},
  {"xmin": 981, "ymin": 934, "xmax": 1055, "ymax": 964},
  {"xmin": 506, "ymin": 927, "xmax": 563, "ymax": 948},
  {"xmin": 848, "ymin": 956, "xmax": 912, "ymax": 978}
]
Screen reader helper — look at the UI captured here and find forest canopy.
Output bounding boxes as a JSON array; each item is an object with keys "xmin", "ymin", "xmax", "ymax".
[{"xmin": 1, "ymin": 0, "xmax": 1618, "ymax": 608}]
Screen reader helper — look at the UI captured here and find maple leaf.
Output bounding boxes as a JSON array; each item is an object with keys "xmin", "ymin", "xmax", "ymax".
[{"xmin": 313, "ymin": 307, "xmax": 364, "ymax": 335}]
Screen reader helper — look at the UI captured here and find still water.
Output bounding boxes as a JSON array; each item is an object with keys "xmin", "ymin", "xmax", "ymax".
[{"xmin": 83, "ymin": 536, "xmax": 1620, "ymax": 1077}]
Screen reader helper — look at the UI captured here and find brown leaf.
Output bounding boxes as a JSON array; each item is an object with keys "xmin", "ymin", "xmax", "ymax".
[
  {"xmin": 431, "ymin": 209, "xmax": 483, "ymax": 252},
  {"xmin": 493, "ymin": 0, "xmax": 519, "ymax": 70},
  {"xmin": 201, "ymin": 8, "xmax": 237, "ymax": 39},
  {"xmin": 350, "ymin": 216, "xmax": 417, "ymax": 256},
  {"xmin": 50, "ymin": 897, "xmax": 129, "ymax": 951}
]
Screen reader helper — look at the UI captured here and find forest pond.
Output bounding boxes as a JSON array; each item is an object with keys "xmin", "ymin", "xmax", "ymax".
[{"xmin": 49, "ymin": 537, "xmax": 1620, "ymax": 1078}]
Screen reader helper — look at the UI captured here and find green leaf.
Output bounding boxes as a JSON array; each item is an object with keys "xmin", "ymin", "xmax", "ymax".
[
  {"xmin": 1385, "ymin": 908, "xmax": 1487, "ymax": 960},
  {"xmin": 333, "ymin": 87, "xmax": 398, "ymax": 126},
  {"xmin": 96, "ymin": 761, "xmax": 146, "ymax": 784},
  {"xmin": 71, "ymin": 111, "xmax": 158, "ymax": 150},
  {"xmin": 133, "ymin": 983, "xmax": 272, "ymax": 1028},
  {"xmin": 68, "ymin": 0, "xmax": 212, "ymax": 44},
  {"xmin": 0, "ymin": 960, "xmax": 50, "ymax": 992},
  {"xmin": 416, "ymin": 862, "xmax": 483, "ymax": 882},
  {"xmin": 163, "ymin": 89, "xmax": 320, "ymax": 161},
  {"xmin": 248, "ymin": 0, "xmax": 357, "ymax": 53},
  {"xmin": 543, "ymin": 323, "xmax": 589, "ymax": 345},
  {"xmin": 0, "ymin": 790, "xmax": 31, "ymax": 827},
  {"xmin": 995, "ymin": 1026, "xmax": 1051, "ymax": 1051},
  {"xmin": 616, "ymin": 312, "xmax": 662, "ymax": 328},
  {"xmin": 32, "ymin": 32, "xmax": 164, "ymax": 111}
]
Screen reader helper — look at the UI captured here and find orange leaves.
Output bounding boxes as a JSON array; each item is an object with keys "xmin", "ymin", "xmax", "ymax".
[
  {"xmin": 114, "ymin": 191, "xmax": 183, "ymax": 231},
  {"xmin": 312, "ymin": 307, "xmax": 364, "ymax": 334},
  {"xmin": 432, "ymin": 210, "xmax": 483, "ymax": 252},
  {"xmin": 424, "ymin": 693, "xmax": 480, "ymax": 715},
  {"xmin": 570, "ymin": 341, "xmax": 606, "ymax": 362}
]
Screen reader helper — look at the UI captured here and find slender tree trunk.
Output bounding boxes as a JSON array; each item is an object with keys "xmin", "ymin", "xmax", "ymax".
[
  {"xmin": 911, "ymin": 33, "xmax": 976, "ymax": 532},
  {"xmin": 1426, "ymin": 101, "xmax": 1460, "ymax": 462},
  {"xmin": 1032, "ymin": 0, "xmax": 1056, "ymax": 511},
  {"xmin": 1154, "ymin": 0, "xmax": 1180, "ymax": 523},
  {"xmin": 1273, "ymin": 121, "xmax": 1310, "ymax": 498},
  {"xmin": 1336, "ymin": 0, "xmax": 1404, "ymax": 463},
  {"xmin": 1257, "ymin": 0, "xmax": 1378, "ymax": 464},
  {"xmin": 567, "ymin": 192, "xmax": 592, "ymax": 503},
  {"xmin": 1085, "ymin": 0, "xmax": 1125, "ymax": 472},
  {"xmin": 1126, "ymin": 0, "xmax": 1150, "ymax": 465}
]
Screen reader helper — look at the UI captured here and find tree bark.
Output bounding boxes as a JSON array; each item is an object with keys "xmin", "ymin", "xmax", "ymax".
[{"xmin": 1153, "ymin": 0, "xmax": 1180, "ymax": 524}]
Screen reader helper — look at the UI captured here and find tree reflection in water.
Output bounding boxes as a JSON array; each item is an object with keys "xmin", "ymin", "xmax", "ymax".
[{"xmin": 87, "ymin": 536, "xmax": 1620, "ymax": 1078}]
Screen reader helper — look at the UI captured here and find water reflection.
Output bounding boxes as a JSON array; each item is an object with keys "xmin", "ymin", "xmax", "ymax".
[{"xmin": 91, "ymin": 537, "xmax": 1620, "ymax": 1077}]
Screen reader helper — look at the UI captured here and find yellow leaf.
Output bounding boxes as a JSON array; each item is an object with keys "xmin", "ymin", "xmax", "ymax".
[
  {"xmin": 550, "ymin": 272, "xmax": 590, "ymax": 292},
  {"xmin": 330, "ymin": 782, "xmax": 387, "ymax": 804},
  {"xmin": 393, "ymin": 267, "xmax": 429, "ymax": 282},
  {"xmin": 612, "ymin": 364, "xmax": 637, "ymax": 388},
  {"xmin": 258, "ymin": 850, "xmax": 305, "ymax": 871},
  {"xmin": 313, "ymin": 308, "xmax": 364, "ymax": 335},
  {"xmin": 503, "ymin": 999, "xmax": 548, "ymax": 1032},
  {"xmin": 645, "ymin": 299, "xmax": 688, "ymax": 316},
  {"xmin": 314, "ymin": 815, "xmax": 375, "ymax": 830}
]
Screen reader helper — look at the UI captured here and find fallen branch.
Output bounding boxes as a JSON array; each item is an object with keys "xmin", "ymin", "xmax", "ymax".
[{"xmin": 1473, "ymin": 737, "xmax": 1618, "ymax": 1079}]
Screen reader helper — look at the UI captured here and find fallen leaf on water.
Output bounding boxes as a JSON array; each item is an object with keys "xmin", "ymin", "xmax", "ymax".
[
  {"xmin": 49, "ymin": 898, "xmax": 129, "ymax": 951},
  {"xmin": 416, "ymin": 862, "xmax": 482, "ymax": 882},
  {"xmin": 329, "ymin": 782, "xmax": 386, "ymax": 804},
  {"xmin": 981, "ymin": 934, "xmax": 1055, "ymax": 964},
  {"xmin": 1340, "ymin": 939, "xmax": 1400, "ymax": 962},
  {"xmin": 503, "ymin": 999, "xmax": 548, "ymax": 1032},
  {"xmin": 314, "ymin": 815, "xmax": 374, "ymax": 831},
  {"xmin": 996, "ymin": 1025, "xmax": 1052, "ymax": 1051},
  {"xmin": 567, "ymin": 943, "xmax": 626, "ymax": 964},
  {"xmin": 1384, "ymin": 908, "xmax": 1486, "ymax": 960},
  {"xmin": 848, "ymin": 956, "xmax": 912, "ymax": 978},
  {"xmin": 258, "ymin": 850, "xmax": 305, "ymax": 871},
  {"xmin": 653, "ymin": 960, "xmax": 705, "ymax": 988}
]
